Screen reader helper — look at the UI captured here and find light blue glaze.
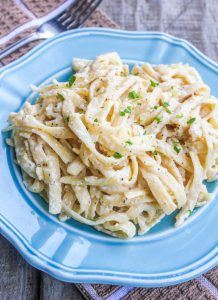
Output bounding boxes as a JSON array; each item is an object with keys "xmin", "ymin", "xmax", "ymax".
[{"xmin": 0, "ymin": 28, "xmax": 217, "ymax": 287}]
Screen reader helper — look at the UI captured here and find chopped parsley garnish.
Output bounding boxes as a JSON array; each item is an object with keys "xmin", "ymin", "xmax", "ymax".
[
  {"xmin": 125, "ymin": 106, "xmax": 132, "ymax": 113},
  {"xmin": 155, "ymin": 116, "xmax": 162, "ymax": 123},
  {"xmin": 66, "ymin": 75, "xmax": 76, "ymax": 87},
  {"xmin": 94, "ymin": 118, "xmax": 98, "ymax": 123},
  {"xmin": 153, "ymin": 150, "xmax": 158, "ymax": 157},
  {"xmin": 64, "ymin": 116, "xmax": 70, "ymax": 122},
  {"xmin": 137, "ymin": 103, "xmax": 142, "ymax": 106},
  {"xmin": 119, "ymin": 106, "xmax": 132, "ymax": 116},
  {"xmin": 143, "ymin": 131, "xmax": 147, "ymax": 135},
  {"xmin": 150, "ymin": 80, "xmax": 159, "ymax": 87},
  {"xmin": 162, "ymin": 102, "xmax": 172, "ymax": 114},
  {"xmin": 163, "ymin": 102, "xmax": 169, "ymax": 107},
  {"xmin": 119, "ymin": 111, "xmax": 126, "ymax": 116},
  {"xmin": 153, "ymin": 105, "xmax": 159, "ymax": 110},
  {"xmin": 57, "ymin": 93, "xmax": 65, "ymax": 101},
  {"xmin": 125, "ymin": 140, "xmax": 133, "ymax": 146},
  {"xmin": 188, "ymin": 210, "xmax": 193, "ymax": 216},
  {"xmin": 113, "ymin": 152, "xmax": 122, "ymax": 159},
  {"xmin": 173, "ymin": 140, "xmax": 181, "ymax": 154},
  {"xmin": 187, "ymin": 117, "xmax": 196, "ymax": 125},
  {"xmin": 165, "ymin": 108, "xmax": 172, "ymax": 114},
  {"xmin": 79, "ymin": 109, "xmax": 84, "ymax": 114},
  {"xmin": 128, "ymin": 90, "xmax": 141, "ymax": 99},
  {"xmin": 176, "ymin": 114, "xmax": 184, "ymax": 119}
]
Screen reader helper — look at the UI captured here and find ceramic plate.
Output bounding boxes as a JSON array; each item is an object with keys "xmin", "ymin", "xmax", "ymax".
[{"xmin": 0, "ymin": 28, "xmax": 217, "ymax": 287}]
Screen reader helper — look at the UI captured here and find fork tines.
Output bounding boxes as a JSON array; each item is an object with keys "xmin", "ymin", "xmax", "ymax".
[{"xmin": 58, "ymin": 0, "xmax": 102, "ymax": 29}]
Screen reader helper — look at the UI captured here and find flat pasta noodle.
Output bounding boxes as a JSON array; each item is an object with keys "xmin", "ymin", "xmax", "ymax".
[
  {"xmin": 43, "ymin": 145, "xmax": 62, "ymax": 214},
  {"xmin": 8, "ymin": 52, "xmax": 218, "ymax": 239}
]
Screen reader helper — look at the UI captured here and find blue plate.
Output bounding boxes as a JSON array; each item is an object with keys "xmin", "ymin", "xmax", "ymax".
[{"xmin": 0, "ymin": 28, "xmax": 217, "ymax": 287}]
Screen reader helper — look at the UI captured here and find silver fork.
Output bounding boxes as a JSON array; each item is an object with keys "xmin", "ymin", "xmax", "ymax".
[{"xmin": 0, "ymin": 0, "xmax": 102, "ymax": 60}]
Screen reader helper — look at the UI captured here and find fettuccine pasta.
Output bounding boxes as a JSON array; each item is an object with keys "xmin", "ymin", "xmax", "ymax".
[{"xmin": 7, "ymin": 52, "xmax": 218, "ymax": 239}]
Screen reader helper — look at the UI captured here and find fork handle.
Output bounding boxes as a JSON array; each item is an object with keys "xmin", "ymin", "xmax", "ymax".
[{"xmin": 0, "ymin": 32, "xmax": 44, "ymax": 60}]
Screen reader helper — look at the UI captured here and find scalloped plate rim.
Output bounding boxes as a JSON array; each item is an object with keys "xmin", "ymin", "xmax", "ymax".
[
  {"xmin": 0, "ymin": 213, "xmax": 217, "ymax": 287},
  {"xmin": 1, "ymin": 28, "xmax": 218, "ymax": 76}
]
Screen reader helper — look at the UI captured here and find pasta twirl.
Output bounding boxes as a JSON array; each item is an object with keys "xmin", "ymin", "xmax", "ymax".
[{"xmin": 8, "ymin": 52, "xmax": 218, "ymax": 239}]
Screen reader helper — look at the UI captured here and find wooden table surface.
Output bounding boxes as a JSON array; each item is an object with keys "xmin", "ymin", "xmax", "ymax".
[{"xmin": 1, "ymin": 0, "xmax": 217, "ymax": 299}]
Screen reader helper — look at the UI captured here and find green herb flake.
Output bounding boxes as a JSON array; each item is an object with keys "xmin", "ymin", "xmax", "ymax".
[
  {"xmin": 119, "ymin": 106, "xmax": 132, "ymax": 116},
  {"xmin": 155, "ymin": 116, "xmax": 162, "ymax": 124},
  {"xmin": 128, "ymin": 90, "xmax": 141, "ymax": 99},
  {"xmin": 137, "ymin": 103, "xmax": 142, "ymax": 106},
  {"xmin": 176, "ymin": 114, "xmax": 184, "ymax": 119},
  {"xmin": 187, "ymin": 117, "xmax": 196, "ymax": 125},
  {"xmin": 143, "ymin": 131, "xmax": 147, "ymax": 135},
  {"xmin": 150, "ymin": 80, "xmax": 159, "ymax": 88},
  {"xmin": 163, "ymin": 102, "xmax": 169, "ymax": 107},
  {"xmin": 57, "ymin": 93, "xmax": 65, "ymax": 101},
  {"xmin": 188, "ymin": 210, "xmax": 193, "ymax": 216},
  {"xmin": 165, "ymin": 109, "xmax": 171, "ymax": 114},
  {"xmin": 153, "ymin": 150, "xmax": 158, "ymax": 157},
  {"xmin": 66, "ymin": 75, "xmax": 76, "ymax": 87},
  {"xmin": 119, "ymin": 111, "xmax": 126, "ymax": 116},
  {"xmin": 94, "ymin": 118, "xmax": 98, "ymax": 123},
  {"xmin": 153, "ymin": 105, "xmax": 159, "ymax": 110},
  {"xmin": 113, "ymin": 152, "xmax": 122, "ymax": 159},
  {"xmin": 125, "ymin": 140, "xmax": 133, "ymax": 146},
  {"xmin": 162, "ymin": 102, "xmax": 172, "ymax": 114},
  {"xmin": 79, "ymin": 109, "xmax": 84, "ymax": 114},
  {"xmin": 64, "ymin": 116, "xmax": 70, "ymax": 123},
  {"xmin": 173, "ymin": 141, "xmax": 181, "ymax": 154},
  {"xmin": 125, "ymin": 106, "xmax": 132, "ymax": 113}
]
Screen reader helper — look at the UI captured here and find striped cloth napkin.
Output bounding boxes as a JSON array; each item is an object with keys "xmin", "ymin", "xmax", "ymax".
[{"xmin": 0, "ymin": 1, "xmax": 217, "ymax": 299}]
